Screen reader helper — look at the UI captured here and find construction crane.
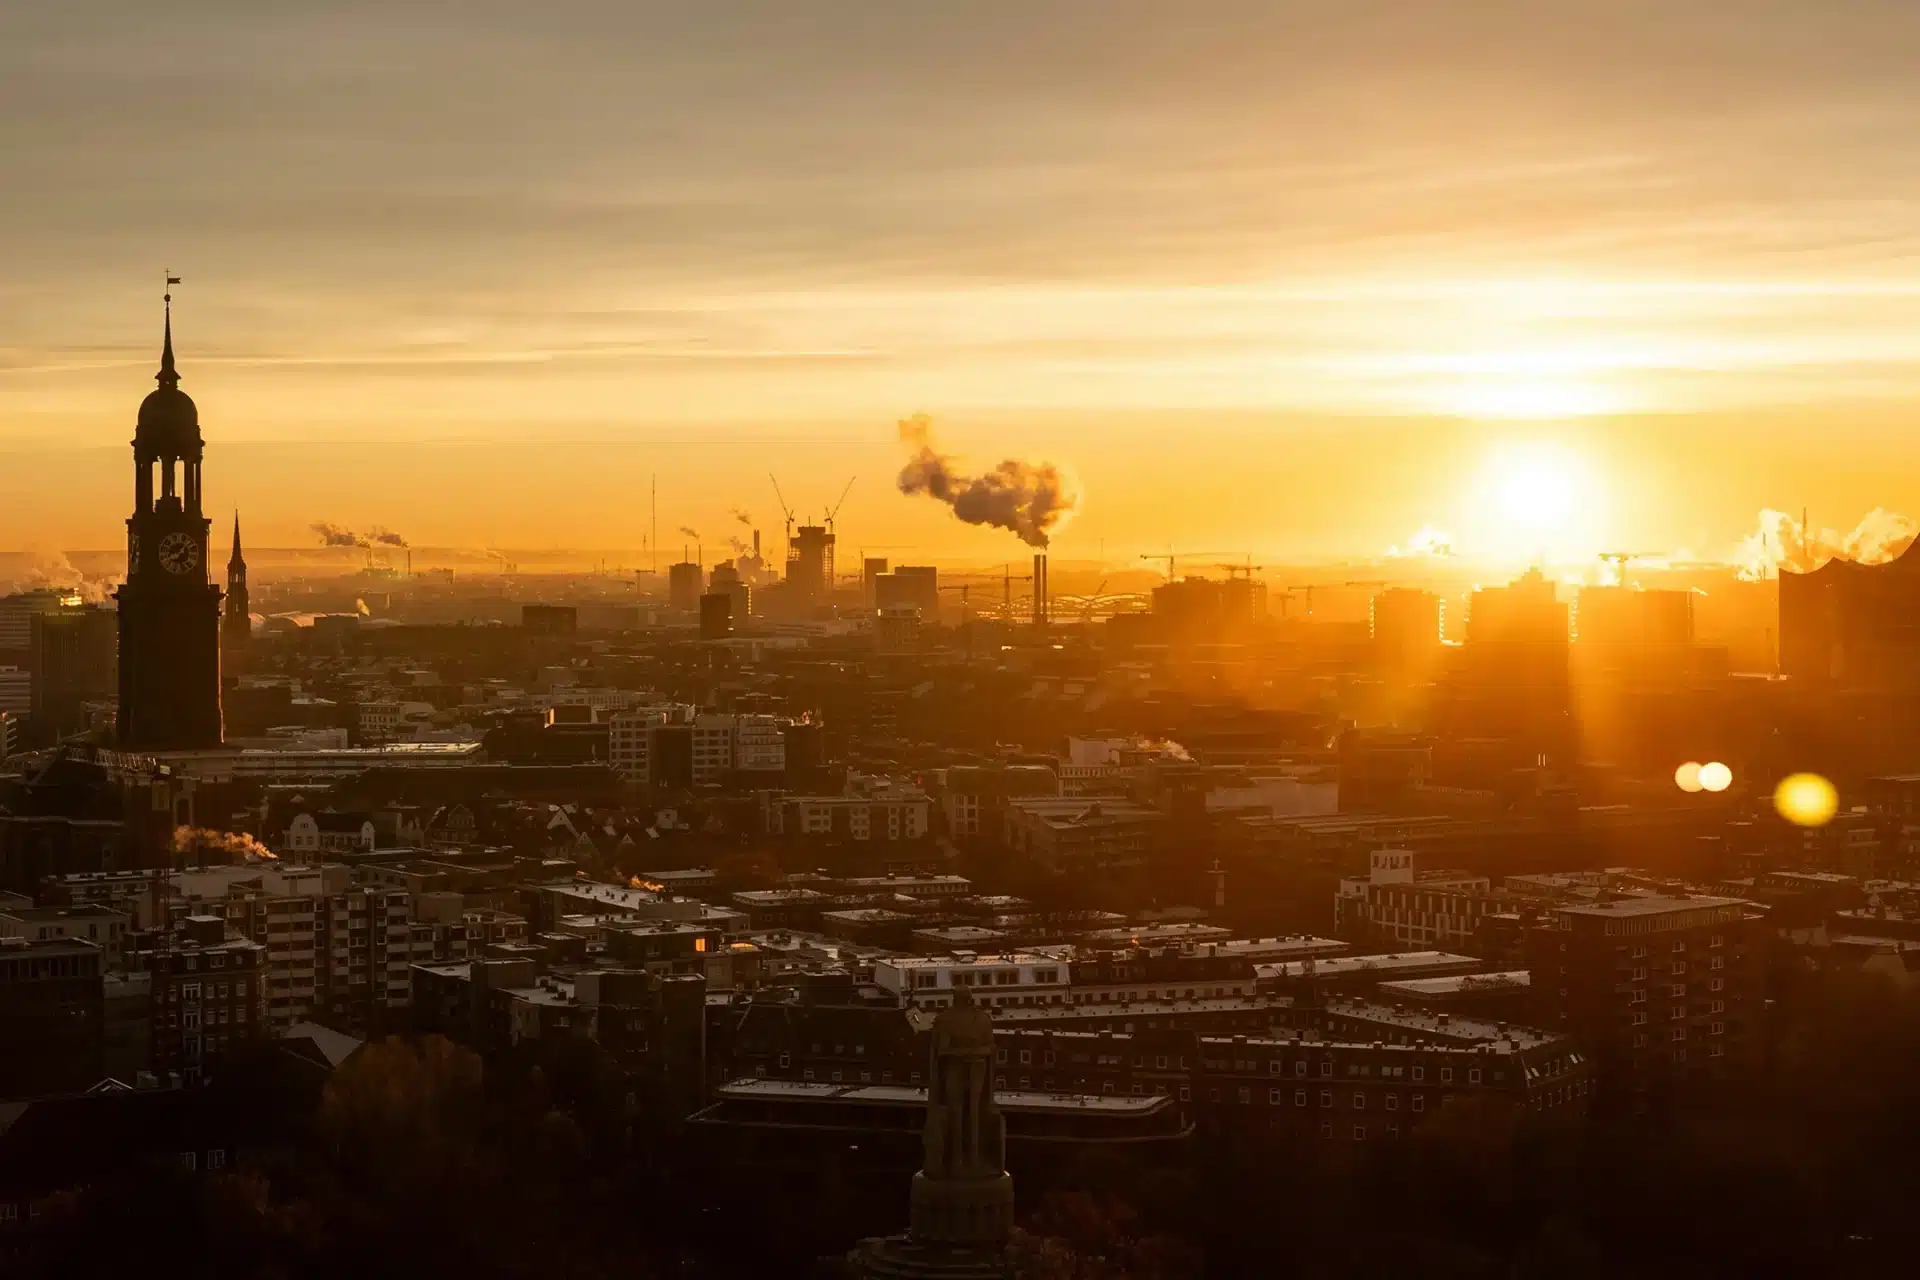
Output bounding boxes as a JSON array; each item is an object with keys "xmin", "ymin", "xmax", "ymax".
[
  {"xmin": 1139, "ymin": 551, "xmax": 1258, "ymax": 581},
  {"xmin": 1213, "ymin": 562, "xmax": 1264, "ymax": 580},
  {"xmin": 825, "ymin": 475, "xmax": 857, "ymax": 534},
  {"xmin": 768, "ymin": 473, "xmax": 796, "ymax": 545},
  {"xmin": 1596, "ymin": 551, "xmax": 1662, "ymax": 583}
]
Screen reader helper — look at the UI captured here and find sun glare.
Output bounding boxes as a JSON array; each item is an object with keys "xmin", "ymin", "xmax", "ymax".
[
  {"xmin": 1467, "ymin": 440, "xmax": 1605, "ymax": 562},
  {"xmin": 1488, "ymin": 443, "xmax": 1579, "ymax": 533}
]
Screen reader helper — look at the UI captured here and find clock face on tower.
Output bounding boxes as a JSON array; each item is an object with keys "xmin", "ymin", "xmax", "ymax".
[{"xmin": 158, "ymin": 531, "xmax": 201, "ymax": 575}]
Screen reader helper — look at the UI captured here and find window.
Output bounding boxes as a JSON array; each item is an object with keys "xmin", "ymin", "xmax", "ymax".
[
  {"xmin": 1670, "ymin": 1027, "xmax": 1687, "ymax": 1042},
  {"xmin": 1019, "ymin": 1050, "xmax": 1031, "ymax": 1065},
  {"xmin": 178, "ymin": 1152, "xmax": 196, "ymax": 1172},
  {"xmin": 1411, "ymin": 1095, "xmax": 1425, "ymax": 1113},
  {"xmin": 1319, "ymin": 1121, "xmax": 1334, "ymax": 1139},
  {"xmin": 1268, "ymin": 1088, "xmax": 1282, "ymax": 1104},
  {"xmin": 1319, "ymin": 1061, "xmax": 1332, "ymax": 1077},
  {"xmin": 1468, "ymin": 1068, "xmax": 1481, "ymax": 1084},
  {"xmin": 1672, "ymin": 940, "xmax": 1686, "ymax": 953},
  {"xmin": 1352, "ymin": 1125, "xmax": 1367, "ymax": 1141},
  {"xmin": 1268, "ymin": 1060, "xmax": 1280, "ymax": 1075},
  {"xmin": 1710, "ymin": 978, "xmax": 1725, "ymax": 992},
  {"xmin": 207, "ymin": 1149, "xmax": 226, "ymax": 1170},
  {"xmin": 1319, "ymin": 1089, "xmax": 1332, "ymax": 1107},
  {"xmin": 1178, "ymin": 1086, "xmax": 1191, "ymax": 1102},
  {"xmin": 1633, "ymin": 1034, "xmax": 1649, "ymax": 1048},
  {"xmin": 1352, "ymin": 1091, "xmax": 1366, "ymax": 1109},
  {"xmin": 1411, "ymin": 1065, "xmax": 1425, "ymax": 1082},
  {"xmin": 1385, "ymin": 1093, "xmax": 1399, "ymax": 1110},
  {"xmin": 1157, "ymin": 1055, "xmax": 1169, "ymax": 1069},
  {"xmin": 1439, "ymin": 1067, "xmax": 1453, "ymax": 1083},
  {"xmin": 803, "ymin": 1068, "xmax": 815, "ymax": 1080},
  {"xmin": 1295, "ymin": 1061, "xmax": 1307, "ymax": 1077},
  {"xmin": 1295, "ymin": 1090, "xmax": 1307, "ymax": 1106},
  {"xmin": 1710, "ymin": 1021, "xmax": 1725, "ymax": 1036},
  {"xmin": 779, "ymin": 1052, "xmax": 790, "ymax": 1068},
  {"xmin": 1671, "ymin": 961, "xmax": 1687, "ymax": 975}
]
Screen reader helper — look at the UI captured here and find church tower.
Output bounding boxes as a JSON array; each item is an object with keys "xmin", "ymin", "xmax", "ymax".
[
  {"xmin": 222, "ymin": 513, "xmax": 251, "ymax": 674},
  {"xmin": 116, "ymin": 288, "xmax": 223, "ymax": 749}
]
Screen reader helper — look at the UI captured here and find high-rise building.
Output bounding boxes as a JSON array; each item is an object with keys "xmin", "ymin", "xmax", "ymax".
[
  {"xmin": 877, "ymin": 565, "xmax": 940, "ymax": 618},
  {"xmin": 862, "ymin": 557, "xmax": 890, "ymax": 603},
  {"xmin": 699, "ymin": 593, "xmax": 733, "ymax": 640},
  {"xmin": 709, "ymin": 562, "xmax": 752, "ymax": 619},
  {"xmin": 1369, "ymin": 587, "xmax": 1444, "ymax": 673},
  {"xmin": 116, "ymin": 293, "xmax": 223, "ymax": 749},
  {"xmin": 669, "ymin": 561, "xmax": 705, "ymax": 612},
  {"xmin": 30, "ymin": 604, "xmax": 118, "ymax": 740},
  {"xmin": 787, "ymin": 524, "xmax": 835, "ymax": 604},
  {"xmin": 222, "ymin": 513, "xmax": 251, "ymax": 674}
]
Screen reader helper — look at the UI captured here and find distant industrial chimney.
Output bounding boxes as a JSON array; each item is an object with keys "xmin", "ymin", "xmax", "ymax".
[{"xmin": 1032, "ymin": 552, "xmax": 1048, "ymax": 628}]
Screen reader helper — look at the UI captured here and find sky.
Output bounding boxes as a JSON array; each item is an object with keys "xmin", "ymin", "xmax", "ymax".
[{"xmin": 6, "ymin": 1, "xmax": 1920, "ymax": 564}]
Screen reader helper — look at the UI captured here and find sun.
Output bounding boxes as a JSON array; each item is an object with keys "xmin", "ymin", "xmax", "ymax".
[{"xmin": 1472, "ymin": 440, "xmax": 1602, "ymax": 560}]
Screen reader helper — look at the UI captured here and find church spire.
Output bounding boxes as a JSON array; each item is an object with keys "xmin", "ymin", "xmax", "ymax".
[
  {"xmin": 157, "ymin": 275, "xmax": 181, "ymax": 390},
  {"xmin": 230, "ymin": 511, "xmax": 244, "ymax": 567}
]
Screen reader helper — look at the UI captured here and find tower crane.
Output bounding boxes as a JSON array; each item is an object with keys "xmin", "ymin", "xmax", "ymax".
[
  {"xmin": 825, "ymin": 475, "xmax": 857, "ymax": 533},
  {"xmin": 768, "ymin": 474, "xmax": 796, "ymax": 545}
]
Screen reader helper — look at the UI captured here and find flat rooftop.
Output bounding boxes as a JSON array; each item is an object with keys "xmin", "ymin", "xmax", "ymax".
[
  {"xmin": 1554, "ymin": 895, "xmax": 1750, "ymax": 918},
  {"xmin": 1256, "ymin": 951, "xmax": 1481, "ymax": 980},
  {"xmin": 713, "ymin": 1078, "xmax": 1169, "ymax": 1114},
  {"xmin": 1377, "ymin": 971, "xmax": 1531, "ymax": 997}
]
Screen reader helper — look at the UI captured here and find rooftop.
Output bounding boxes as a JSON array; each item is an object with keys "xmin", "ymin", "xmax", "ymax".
[
  {"xmin": 712, "ymin": 1078, "xmax": 1169, "ymax": 1114},
  {"xmin": 1377, "ymin": 971, "xmax": 1531, "ymax": 997},
  {"xmin": 1553, "ymin": 894, "xmax": 1751, "ymax": 919},
  {"xmin": 1256, "ymin": 951, "xmax": 1482, "ymax": 980}
]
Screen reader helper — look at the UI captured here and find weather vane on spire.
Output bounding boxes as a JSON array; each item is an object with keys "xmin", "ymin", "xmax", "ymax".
[{"xmin": 159, "ymin": 272, "xmax": 182, "ymax": 389}]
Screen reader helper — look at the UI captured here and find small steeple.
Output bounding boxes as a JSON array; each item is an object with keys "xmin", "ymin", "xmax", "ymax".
[
  {"xmin": 230, "ymin": 511, "xmax": 244, "ymax": 567},
  {"xmin": 157, "ymin": 276, "xmax": 181, "ymax": 390}
]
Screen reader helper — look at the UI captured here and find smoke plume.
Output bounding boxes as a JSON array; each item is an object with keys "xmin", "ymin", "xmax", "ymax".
[
  {"xmin": 678, "ymin": 525, "xmax": 700, "ymax": 541},
  {"xmin": 1733, "ymin": 507, "xmax": 1920, "ymax": 580},
  {"xmin": 172, "ymin": 826, "xmax": 276, "ymax": 861},
  {"xmin": 895, "ymin": 413, "xmax": 1079, "ymax": 548},
  {"xmin": 729, "ymin": 508, "xmax": 753, "ymax": 527},
  {"xmin": 3, "ymin": 548, "xmax": 114, "ymax": 603},
  {"xmin": 370, "ymin": 527, "xmax": 408, "ymax": 547},
  {"xmin": 1385, "ymin": 526, "xmax": 1454, "ymax": 558},
  {"xmin": 726, "ymin": 535, "xmax": 752, "ymax": 556},
  {"xmin": 312, "ymin": 522, "xmax": 365, "ymax": 548}
]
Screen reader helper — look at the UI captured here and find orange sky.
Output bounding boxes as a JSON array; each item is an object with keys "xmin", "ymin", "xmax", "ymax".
[{"xmin": 6, "ymin": 2, "xmax": 1920, "ymax": 564}]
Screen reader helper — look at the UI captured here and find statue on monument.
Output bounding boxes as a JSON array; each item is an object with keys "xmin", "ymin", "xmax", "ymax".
[
  {"xmin": 922, "ymin": 984, "xmax": 1003, "ymax": 1180},
  {"xmin": 852, "ymin": 983, "xmax": 1015, "ymax": 1277}
]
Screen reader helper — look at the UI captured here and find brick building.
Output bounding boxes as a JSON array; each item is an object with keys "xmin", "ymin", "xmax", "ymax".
[{"xmin": 1524, "ymin": 895, "xmax": 1764, "ymax": 1111}]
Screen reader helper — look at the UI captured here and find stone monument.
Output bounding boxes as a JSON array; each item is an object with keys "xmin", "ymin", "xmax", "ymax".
[{"xmin": 850, "ymin": 986, "xmax": 1015, "ymax": 1278}]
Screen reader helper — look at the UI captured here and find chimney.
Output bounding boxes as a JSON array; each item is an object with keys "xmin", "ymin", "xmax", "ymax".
[{"xmin": 1032, "ymin": 552, "xmax": 1048, "ymax": 628}]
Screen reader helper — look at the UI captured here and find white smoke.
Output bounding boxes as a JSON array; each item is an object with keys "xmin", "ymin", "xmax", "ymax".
[{"xmin": 1733, "ymin": 507, "xmax": 1919, "ymax": 580}]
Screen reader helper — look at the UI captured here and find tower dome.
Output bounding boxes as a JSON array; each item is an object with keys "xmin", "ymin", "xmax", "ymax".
[{"xmin": 135, "ymin": 298, "xmax": 201, "ymax": 453}]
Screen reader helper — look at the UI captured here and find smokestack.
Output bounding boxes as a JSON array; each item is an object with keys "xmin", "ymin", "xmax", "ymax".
[
  {"xmin": 753, "ymin": 529, "xmax": 761, "ymax": 558},
  {"xmin": 1033, "ymin": 552, "xmax": 1048, "ymax": 629}
]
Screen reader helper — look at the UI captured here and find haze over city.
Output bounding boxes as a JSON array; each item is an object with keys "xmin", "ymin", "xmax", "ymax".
[{"xmin": 12, "ymin": 6, "xmax": 1920, "ymax": 1279}]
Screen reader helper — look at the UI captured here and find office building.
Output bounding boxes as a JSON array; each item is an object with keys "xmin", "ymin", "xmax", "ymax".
[
  {"xmin": 699, "ymin": 593, "xmax": 733, "ymax": 640},
  {"xmin": 30, "ymin": 605, "xmax": 118, "ymax": 741},
  {"xmin": 669, "ymin": 561, "xmax": 704, "ymax": 612}
]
